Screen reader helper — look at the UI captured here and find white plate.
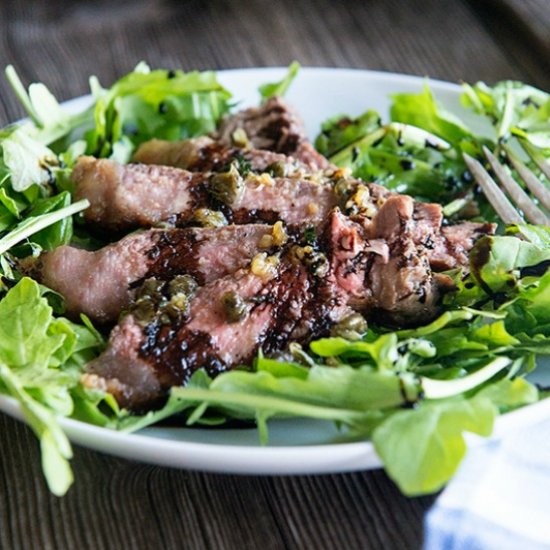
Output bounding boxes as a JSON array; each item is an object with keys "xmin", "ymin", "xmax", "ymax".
[{"xmin": 1, "ymin": 67, "xmax": 550, "ymax": 475}]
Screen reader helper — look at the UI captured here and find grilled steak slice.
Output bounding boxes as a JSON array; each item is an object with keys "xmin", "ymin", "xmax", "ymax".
[
  {"xmin": 84, "ymin": 258, "xmax": 335, "ymax": 409},
  {"xmin": 324, "ymin": 203, "xmax": 450, "ymax": 326},
  {"xmin": 358, "ymin": 196, "xmax": 495, "ymax": 273},
  {"xmin": 217, "ymin": 96, "xmax": 307, "ymax": 154},
  {"xmin": 229, "ymin": 175, "xmax": 335, "ymax": 225},
  {"xmin": 31, "ymin": 224, "xmax": 273, "ymax": 324},
  {"xmin": 216, "ymin": 96, "xmax": 331, "ymax": 169},
  {"xmin": 366, "ymin": 195, "xmax": 447, "ymax": 325},
  {"xmin": 82, "ymin": 316, "xmax": 163, "ymax": 408},
  {"xmin": 324, "ymin": 209, "xmax": 387, "ymax": 310},
  {"xmin": 430, "ymin": 222, "xmax": 496, "ymax": 271},
  {"xmin": 132, "ymin": 137, "xmax": 313, "ymax": 175},
  {"xmin": 73, "ymin": 156, "xmax": 203, "ymax": 232},
  {"xmin": 73, "ymin": 156, "xmax": 336, "ymax": 232},
  {"xmin": 33, "ymin": 231, "xmax": 161, "ymax": 324}
]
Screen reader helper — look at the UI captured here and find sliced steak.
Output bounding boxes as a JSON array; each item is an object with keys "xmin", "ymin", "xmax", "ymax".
[
  {"xmin": 366, "ymin": 195, "xmax": 446, "ymax": 325},
  {"xmin": 409, "ymin": 202, "xmax": 496, "ymax": 270},
  {"xmin": 73, "ymin": 156, "xmax": 203, "ymax": 232},
  {"xmin": 216, "ymin": 96, "xmax": 331, "ymax": 169},
  {"xmin": 82, "ymin": 316, "xmax": 163, "ymax": 408},
  {"xmin": 430, "ymin": 222, "xmax": 496, "ymax": 271},
  {"xmin": 230, "ymin": 175, "xmax": 335, "ymax": 225},
  {"xmin": 84, "ymin": 257, "xmax": 342, "ymax": 409},
  {"xmin": 217, "ymin": 96, "xmax": 307, "ymax": 154},
  {"xmin": 31, "ymin": 224, "xmax": 273, "ymax": 324},
  {"xmin": 323, "ymin": 209, "xmax": 388, "ymax": 311},
  {"xmin": 73, "ymin": 156, "xmax": 337, "ymax": 232},
  {"xmin": 323, "ymin": 203, "xmax": 450, "ymax": 326},
  {"xmin": 132, "ymin": 137, "xmax": 313, "ymax": 176},
  {"xmin": 363, "ymin": 197, "xmax": 495, "ymax": 273},
  {"xmin": 33, "ymin": 231, "xmax": 161, "ymax": 324},
  {"xmin": 81, "ymin": 203, "xmax": 463, "ymax": 410}
]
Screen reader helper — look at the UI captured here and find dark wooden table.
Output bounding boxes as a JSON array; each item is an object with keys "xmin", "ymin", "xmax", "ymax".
[{"xmin": 0, "ymin": 1, "xmax": 548, "ymax": 548}]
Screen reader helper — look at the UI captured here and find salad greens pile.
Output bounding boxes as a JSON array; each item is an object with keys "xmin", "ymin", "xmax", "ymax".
[{"xmin": 0, "ymin": 62, "xmax": 549, "ymax": 497}]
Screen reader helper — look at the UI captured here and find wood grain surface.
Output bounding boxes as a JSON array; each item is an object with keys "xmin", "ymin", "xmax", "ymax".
[{"xmin": 0, "ymin": 1, "xmax": 547, "ymax": 548}]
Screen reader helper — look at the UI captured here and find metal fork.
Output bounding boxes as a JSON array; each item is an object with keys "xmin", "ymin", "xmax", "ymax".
[{"xmin": 463, "ymin": 144, "xmax": 550, "ymax": 226}]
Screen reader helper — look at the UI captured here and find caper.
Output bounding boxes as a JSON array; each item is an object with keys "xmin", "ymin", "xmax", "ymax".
[
  {"xmin": 231, "ymin": 128, "xmax": 250, "ymax": 148},
  {"xmin": 333, "ymin": 177, "xmax": 357, "ymax": 206},
  {"xmin": 309, "ymin": 253, "xmax": 329, "ymax": 277},
  {"xmin": 162, "ymin": 294, "xmax": 190, "ymax": 321},
  {"xmin": 131, "ymin": 298, "xmax": 158, "ymax": 326},
  {"xmin": 291, "ymin": 245, "xmax": 329, "ymax": 278},
  {"xmin": 191, "ymin": 208, "xmax": 228, "ymax": 228},
  {"xmin": 330, "ymin": 313, "xmax": 368, "ymax": 341},
  {"xmin": 221, "ymin": 290, "xmax": 248, "ymax": 322},
  {"xmin": 209, "ymin": 163, "xmax": 244, "ymax": 205},
  {"xmin": 168, "ymin": 274, "xmax": 197, "ymax": 298},
  {"xmin": 136, "ymin": 278, "xmax": 165, "ymax": 302},
  {"xmin": 266, "ymin": 160, "xmax": 287, "ymax": 178}
]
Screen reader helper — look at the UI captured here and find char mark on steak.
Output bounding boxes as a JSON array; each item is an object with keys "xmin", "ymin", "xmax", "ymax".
[
  {"xmin": 216, "ymin": 96, "xmax": 332, "ymax": 170},
  {"xmin": 30, "ymin": 224, "xmax": 275, "ymax": 324},
  {"xmin": 73, "ymin": 156, "xmax": 337, "ymax": 232}
]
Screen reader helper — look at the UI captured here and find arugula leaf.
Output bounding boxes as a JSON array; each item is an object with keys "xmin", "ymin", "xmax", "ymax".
[
  {"xmin": 0, "ymin": 362, "xmax": 73, "ymax": 496},
  {"xmin": 258, "ymin": 61, "xmax": 300, "ymax": 102},
  {"xmin": 0, "ymin": 278, "xmax": 102, "ymax": 495},
  {"xmin": 186, "ymin": 365, "xmax": 422, "ymax": 416},
  {"xmin": 470, "ymin": 235, "xmax": 550, "ymax": 293},
  {"xmin": 315, "ymin": 110, "xmax": 381, "ymax": 157},
  {"xmin": 315, "ymin": 111, "xmax": 474, "ymax": 205},
  {"xmin": 88, "ymin": 62, "xmax": 232, "ymax": 159},
  {"xmin": 4, "ymin": 65, "xmax": 93, "ymax": 148},
  {"xmin": 390, "ymin": 84, "xmax": 472, "ymax": 144},
  {"xmin": 0, "ymin": 199, "xmax": 88, "ymax": 256},
  {"xmin": 26, "ymin": 191, "xmax": 74, "ymax": 250},
  {"xmin": 1, "ymin": 128, "xmax": 59, "ymax": 192},
  {"xmin": 462, "ymin": 80, "xmax": 550, "ymax": 146},
  {"xmin": 310, "ymin": 333, "xmax": 400, "ymax": 369},
  {"xmin": 171, "ymin": 369, "xmax": 390, "ymax": 443},
  {"xmin": 0, "ymin": 277, "xmax": 65, "ymax": 368},
  {"xmin": 476, "ymin": 377, "xmax": 538, "ymax": 412},
  {"xmin": 373, "ymin": 375, "xmax": 540, "ymax": 495},
  {"xmin": 372, "ymin": 395, "xmax": 496, "ymax": 495}
]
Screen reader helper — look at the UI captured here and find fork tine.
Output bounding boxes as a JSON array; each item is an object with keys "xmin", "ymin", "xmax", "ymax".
[
  {"xmin": 483, "ymin": 146, "xmax": 549, "ymax": 226},
  {"xmin": 463, "ymin": 152, "xmax": 523, "ymax": 225},
  {"xmin": 504, "ymin": 146, "xmax": 550, "ymax": 211},
  {"xmin": 520, "ymin": 140, "xmax": 550, "ymax": 182}
]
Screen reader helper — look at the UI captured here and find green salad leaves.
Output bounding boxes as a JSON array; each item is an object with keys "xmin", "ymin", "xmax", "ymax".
[
  {"xmin": 0, "ymin": 62, "xmax": 233, "ymax": 493},
  {"xmin": 0, "ymin": 62, "xmax": 549, "ymax": 496},
  {"xmin": 88, "ymin": 62, "xmax": 232, "ymax": 161},
  {"xmin": 0, "ymin": 278, "xmax": 101, "ymax": 495}
]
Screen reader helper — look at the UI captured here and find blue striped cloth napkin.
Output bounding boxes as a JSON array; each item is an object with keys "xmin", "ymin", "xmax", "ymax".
[{"xmin": 423, "ymin": 398, "xmax": 550, "ymax": 550}]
